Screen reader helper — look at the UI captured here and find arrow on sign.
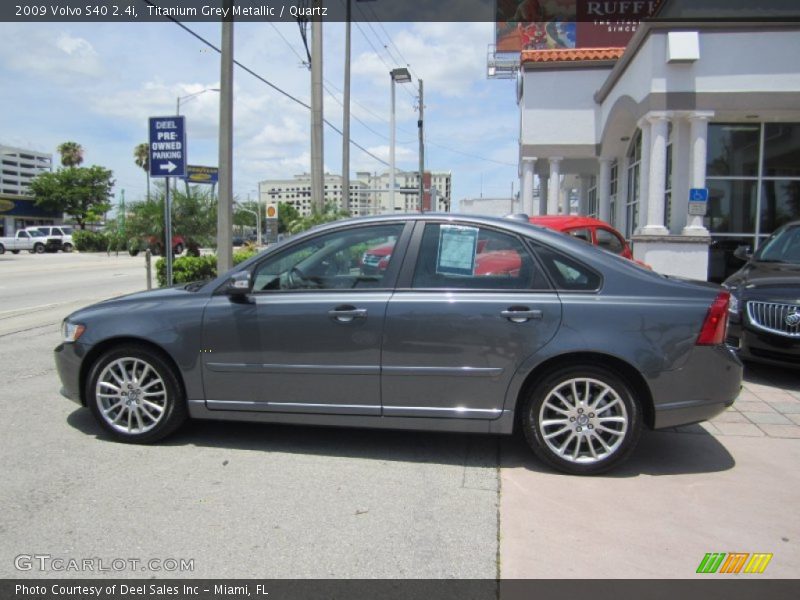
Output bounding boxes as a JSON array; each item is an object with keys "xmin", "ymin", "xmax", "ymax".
[{"xmin": 159, "ymin": 161, "xmax": 177, "ymax": 173}]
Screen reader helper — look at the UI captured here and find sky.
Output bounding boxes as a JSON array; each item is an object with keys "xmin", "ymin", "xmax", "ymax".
[{"xmin": 0, "ymin": 18, "xmax": 520, "ymax": 212}]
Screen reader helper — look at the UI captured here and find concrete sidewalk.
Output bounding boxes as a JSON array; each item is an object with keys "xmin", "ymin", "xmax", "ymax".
[{"xmin": 500, "ymin": 363, "xmax": 800, "ymax": 579}]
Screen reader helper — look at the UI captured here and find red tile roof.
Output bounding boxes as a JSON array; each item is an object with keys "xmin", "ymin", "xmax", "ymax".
[{"xmin": 521, "ymin": 48, "xmax": 626, "ymax": 64}]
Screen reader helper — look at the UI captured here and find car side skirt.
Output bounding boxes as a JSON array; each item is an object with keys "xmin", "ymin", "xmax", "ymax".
[{"xmin": 188, "ymin": 400, "xmax": 516, "ymax": 434}]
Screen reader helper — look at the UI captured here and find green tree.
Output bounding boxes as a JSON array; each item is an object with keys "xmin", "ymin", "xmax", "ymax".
[
  {"xmin": 287, "ymin": 202, "xmax": 349, "ymax": 234},
  {"xmin": 29, "ymin": 165, "xmax": 114, "ymax": 229},
  {"xmin": 125, "ymin": 184, "xmax": 217, "ymax": 252},
  {"xmin": 277, "ymin": 201, "xmax": 300, "ymax": 234},
  {"xmin": 56, "ymin": 141, "xmax": 84, "ymax": 167},
  {"xmin": 134, "ymin": 143, "xmax": 150, "ymax": 201}
]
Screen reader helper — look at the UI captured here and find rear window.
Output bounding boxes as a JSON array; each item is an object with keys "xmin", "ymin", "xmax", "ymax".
[{"xmin": 530, "ymin": 243, "xmax": 602, "ymax": 292}]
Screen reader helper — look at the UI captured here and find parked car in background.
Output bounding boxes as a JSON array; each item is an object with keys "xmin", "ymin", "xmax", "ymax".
[
  {"xmin": 0, "ymin": 229, "xmax": 61, "ymax": 254},
  {"xmin": 724, "ymin": 220, "xmax": 800, "ymax": 367},
  {"xmin": 145, "ymin": 234, "xmax": 185, "ymax": 256},
  {"xmin": 55, "ymin": 214, "xmax": 741, "ymax": 475},
  {"xmin": 34, "ymin": 225, "xmax": 75, "ymax": 252},
  {"xmin": 528, "ymin": 216, "xmax": 648, "ymax": 266}
]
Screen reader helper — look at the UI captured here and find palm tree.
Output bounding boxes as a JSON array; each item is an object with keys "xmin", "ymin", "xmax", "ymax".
[
  {"xmin": 56, "ymin": 141, "xmax": 84, "ymax": 167},
  {"xmin": 134, "ymin": 143, "xmax": 150, "ymax": 200}
]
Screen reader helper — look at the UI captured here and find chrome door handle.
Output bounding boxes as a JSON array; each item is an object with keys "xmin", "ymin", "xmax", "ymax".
[
  {"xmin": 328, "ymin": 306, "xmax": 368, "ymax": 323},
  {"xmin": 501, "ymin": 308, "xmax": 543, "ymax": 323}
]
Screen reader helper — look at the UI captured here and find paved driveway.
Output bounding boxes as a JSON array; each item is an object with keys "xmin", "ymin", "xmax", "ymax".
[{"xmin": 501, "ymin": 363, "xmax": 800, "ymax": 579}]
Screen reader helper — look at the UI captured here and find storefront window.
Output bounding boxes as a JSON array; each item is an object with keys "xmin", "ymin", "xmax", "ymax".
[
  {"xmin": 705, "ymin": 122, "xmax": 800, "ymax": 281},
  {"xmin": 706, "ymin": 124, "xmax": 760, "ymax": 177},
  {"xmin": 761, "ymin": 180, "xmax": 800, "ymax": 232},
  {"xmin": 763, "ymin": 124, "xmax": 800, "ymax": 177},
  {"xmin": 625, "ymin": 132, "xmax": 641, "ymax": 238}
]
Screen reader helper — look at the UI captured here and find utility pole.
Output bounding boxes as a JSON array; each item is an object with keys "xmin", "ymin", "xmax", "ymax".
[
  {"xmin": 417, "ymin": 79, "xmax": 424, "ymax": 212},
  {"xmin": 341, "ymin": 0, "xmax": 351, "ymax": 213},
  {"xmin": 310, "ymin": 6, "xmax": 324, "ymax": 215},
  {"xmin": 217, "ymin": 2, "xmax": 234, "ymax": 273}
]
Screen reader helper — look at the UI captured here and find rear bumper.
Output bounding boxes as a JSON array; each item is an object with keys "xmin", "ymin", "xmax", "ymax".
[{"xmin": 650, "ymin": 345, "xmax": 743, "ymax": 429}]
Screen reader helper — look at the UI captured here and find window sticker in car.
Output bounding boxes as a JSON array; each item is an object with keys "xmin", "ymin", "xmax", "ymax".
[{"xmin": 436, "ymin": 225, "xmax": 479, "ymax": 276}]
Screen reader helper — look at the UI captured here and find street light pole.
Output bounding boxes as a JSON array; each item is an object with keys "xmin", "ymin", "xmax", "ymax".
[
  {"xmin": 389, "ymin": 67, "xmax": 411, "ymax": 214},
  {"xmin": 175, "ymin": 88, "xmax": 219, "ymax": 193},
  {"xmin": 217, "ymin": 3, "xmax": 234, "ymax": 274},
  {"xmin": 342, "ymin": 0, "xmax": 351, "ymax": 214}
]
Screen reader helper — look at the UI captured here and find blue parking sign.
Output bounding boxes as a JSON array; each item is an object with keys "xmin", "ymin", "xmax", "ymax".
[{"xmin": 149, "ymin": 116, "xmax": 186, "ymax": 178}]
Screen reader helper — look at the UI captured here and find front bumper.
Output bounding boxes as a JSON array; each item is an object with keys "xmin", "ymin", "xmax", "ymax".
[
  {"xmin": 54, "ymin": 342, "xmax": 85, "ymax": 405},
  {"xmin": 649, "ymin": 345, "xmax": 743, "ymax": 429},
  {"xmin": 727, "ymin": 320, "xmax": 800, "ymax": 367}
]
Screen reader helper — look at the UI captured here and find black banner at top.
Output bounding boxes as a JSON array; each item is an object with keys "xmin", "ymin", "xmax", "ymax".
[{"xmin": 4, "ymin": 0, "xmax": 800, "ymax": 23}]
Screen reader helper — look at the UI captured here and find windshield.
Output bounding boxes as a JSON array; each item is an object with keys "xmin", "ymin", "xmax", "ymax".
[{"xmin": 755, "ymin": 225, "xmax": 800, "ymax": 264}]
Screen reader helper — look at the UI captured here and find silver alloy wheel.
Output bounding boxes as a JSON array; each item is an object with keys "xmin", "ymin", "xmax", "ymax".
[
  {"xmin": 95, "ymin": 357, "xmax": 168, "ymax": 434},
  {"xmin": 538, "ymin": 377, "xmax": 628, "ymax": 464}
]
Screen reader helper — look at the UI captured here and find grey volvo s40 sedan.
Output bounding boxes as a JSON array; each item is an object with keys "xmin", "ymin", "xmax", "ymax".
[{"xmin": 55, "ymin": 215, "xmax": 742, "ymax": 474}]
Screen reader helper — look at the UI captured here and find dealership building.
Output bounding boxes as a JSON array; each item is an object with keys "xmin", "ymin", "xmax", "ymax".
[
  {"xmin": 0, "ymin": 144, "xmax": 59, "ymax": 237},
  {"xmin": 507, "ymin": 0, "xmax": 800, "ymax": 280}
]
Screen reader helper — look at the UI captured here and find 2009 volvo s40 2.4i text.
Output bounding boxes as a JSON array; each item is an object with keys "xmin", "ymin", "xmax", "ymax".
[{"xmin": 55, "ymin": 215, "xmax": 742, "ymax": 475}]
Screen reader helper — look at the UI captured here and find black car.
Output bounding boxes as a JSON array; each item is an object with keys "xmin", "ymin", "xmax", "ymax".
[{"xmin": 724, "ymin": 221, "xmax": 800, "ymax": 367}]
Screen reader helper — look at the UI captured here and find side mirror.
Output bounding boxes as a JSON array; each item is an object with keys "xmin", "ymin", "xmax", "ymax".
[
  {"xmin": 733, "ymin": 245, "xmax": 752, "ymax": 262},
  {"xmin": 225, "ymin": 271, "xmax": 252, "ymax": 299}
]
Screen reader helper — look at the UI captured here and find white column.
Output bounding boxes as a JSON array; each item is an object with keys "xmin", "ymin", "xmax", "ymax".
[
  {"xmin": 641, "ymin": 113, "xmax": 669, "ymax": 235},
  {"xmin": 635, "ymin": 119, "xmax": 650, "ymax": 235},
  {"xmin": 521, "ymin": 157, "xmax": 536, "ymax": 216},
  {"xmin": 598, "ymin": 158, "xmax": 613, "ymax": 223},
  {"xmin": 683, "ymin": 112, "xmax": 713, "ymax": 235},
  {"xmin": 539, "ymin": 173, "xmax": 548, "ymax": 215},
  {"xmin": 547, "ymin": 157, "xmax": 562, "ymax": 215}
]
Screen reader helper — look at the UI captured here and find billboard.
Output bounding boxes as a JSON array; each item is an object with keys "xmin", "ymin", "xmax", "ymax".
[{"xmin": 496, "ymin": 0, "xmax": 663, "ymax": 53}]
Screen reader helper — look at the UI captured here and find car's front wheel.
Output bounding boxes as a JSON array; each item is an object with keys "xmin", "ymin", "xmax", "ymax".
[
  {"xmin": 86, "ymin": 345, "xmax": 188, "ymax": 443},
  {"xmin": 522, "ymin": 365, "xmax": 642, "ymax": 475},
  {"xmin": 63, "ymin": 243, "xmax": 73, "ymax": 253},
  {"xmin": 33, "ymin": 243, "xmax": 45, "ymax": 254}
]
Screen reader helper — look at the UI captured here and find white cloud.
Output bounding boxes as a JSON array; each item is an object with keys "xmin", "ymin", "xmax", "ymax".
[{"xmin": 0, "ymin": 27, "xmax": 103, "ymax": 81}]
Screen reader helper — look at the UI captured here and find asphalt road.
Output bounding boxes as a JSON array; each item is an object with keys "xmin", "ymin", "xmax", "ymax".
[{"xmin": 0, "ymin": 252, "xmax": 499, "ymax": 578}]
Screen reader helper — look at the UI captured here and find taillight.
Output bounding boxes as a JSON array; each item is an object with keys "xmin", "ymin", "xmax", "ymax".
[{"xmin": 696, "ymin": 291, "xmax": 730, "ymax": 346}]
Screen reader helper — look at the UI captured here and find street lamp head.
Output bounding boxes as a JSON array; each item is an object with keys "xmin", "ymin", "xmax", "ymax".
[{"xmin": 390, "ymin": 67, "xmax": 412, "ymax": 83}]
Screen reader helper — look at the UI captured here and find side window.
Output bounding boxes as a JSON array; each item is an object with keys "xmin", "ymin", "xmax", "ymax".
[
  {"xmin": 568, "ymin": 228, "xmax": 592, "ymax": 244},
  {"xmin": 596, "ymin": 229, "xmax": 624, "ymax": 255},
  {"xmin": 412, "ymin": 223, "xmax": 549, "ymax": 290},
  {"xmin": 532, "ymin": 243, "xmax": 602, "ymax": 291},
  {"xmin": 251, "ymin": 224, "xmax": 404, "ymax": 292},
  {"xmin": 19, "ymin": 231, "xmax": 29, "ymax": 239}
]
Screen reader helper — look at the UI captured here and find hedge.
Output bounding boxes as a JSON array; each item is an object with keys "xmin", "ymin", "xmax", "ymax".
[
  {"xmin": 72, "ymin": 230, "xmax": 109, "ymax": 252},
  {"xmin": 155, "ymin": 248, "xmax": 258, "ymax": 287}
]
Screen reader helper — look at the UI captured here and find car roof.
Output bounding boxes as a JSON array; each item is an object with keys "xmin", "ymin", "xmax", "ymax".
[{"xmin": 529, "ymin": 215, "xmax": 615, "ymax": 231}]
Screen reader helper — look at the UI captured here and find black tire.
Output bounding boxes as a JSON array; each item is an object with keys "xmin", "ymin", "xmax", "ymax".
[
  {"xmin": 0, "ymin": 243, "xmax": 4, "ymax": 255},
  {"xmin": 128, "ymin": 248, "xmax": 139, "ymax": 257},
  {"xmin": 86, "ymin": 344, "xmax": 188, "ymax": 444},
  {"xmin": 63, "ymin": 243, "xmax": 73, "ymax": 253},
  {"xmin": 34, "ymin": 243, "xmax": 45, "ymax": 254},
  {"xmin": 174, "ymin": 243, "xmax": 184, "ymax": 255},
  {"xmin": 522, "ymin": 365, "xmax": 642, "ymax": 475},
  {"xmin": 12, "ymin": 250, "xmax": 20, "ymax": 254}
]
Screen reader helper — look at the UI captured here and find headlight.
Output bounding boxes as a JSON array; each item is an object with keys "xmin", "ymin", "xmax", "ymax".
[
  {"xmin": 62, "ymin": 321, "xmax": 86, "ymax": 343},
  {"xmin": 728, "ymin": 292, "xmax": 739, "ymax": 315}
]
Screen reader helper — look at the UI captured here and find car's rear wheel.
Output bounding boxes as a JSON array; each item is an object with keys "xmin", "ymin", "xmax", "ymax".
[
  {"xmin": 522, "ymin": 365, "xmax": 641, "ymax": 475},
  {"xmin": 63, "ymin": 243, "xmax": 73, "ymax": 252},
  {"xmin": 86, "ymin": 345, "xmax": 187, "ymax": 443},
  {"xmin": 0, "ymin": 243, "xmax": 4, "ymax": 254},
  {"xmin": 174, "ymin": 243, "xmax": 184, "ymax": 255}
]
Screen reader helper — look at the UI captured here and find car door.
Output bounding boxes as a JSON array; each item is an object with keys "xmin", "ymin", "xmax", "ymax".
[
  {"xmin": 381, "ymin": 221, "xmax": 562, "ymax": 420},
  {"xmin": 201, "ymin": 221, "xmax": 411, "ymax": 415}
]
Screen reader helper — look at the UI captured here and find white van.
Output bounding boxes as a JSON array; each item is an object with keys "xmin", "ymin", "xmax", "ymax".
[{"xmin": 33, "ymin": 225, "xmax": 74, "ymax": 252}]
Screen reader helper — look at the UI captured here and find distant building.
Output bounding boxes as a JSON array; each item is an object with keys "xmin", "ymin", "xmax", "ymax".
[
  {"xmin": 258, "ymin": 171, "xmax": 452, "ymax": 217},
  {"xmin": 1, "ymin": 145, "xmax": 51, "ymax": 196},
  {"xmin": 0, "ymin": 145, "xmax": 59, "ymax": 236}
]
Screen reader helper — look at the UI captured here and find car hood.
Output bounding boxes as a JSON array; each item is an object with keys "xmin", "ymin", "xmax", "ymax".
[
  {"xmin": 725, "ymin": 261, "xmax": 800, "ymax": 300},
  {"xmin": 68, "ymin": 285, "xmax": 200, "ymax": 319}
]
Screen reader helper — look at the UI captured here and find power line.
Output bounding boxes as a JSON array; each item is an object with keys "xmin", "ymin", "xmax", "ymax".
[
  {"xmin": 139, "ymin": 1, "xmax": 389, "ymax": 167},
  {"xmin": 267, "ymin": 21, "xmax": 309, "ymax": 69}
]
